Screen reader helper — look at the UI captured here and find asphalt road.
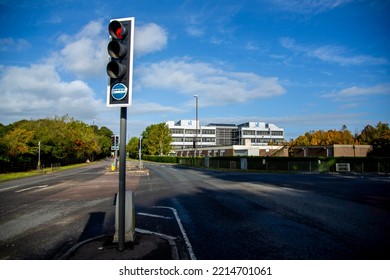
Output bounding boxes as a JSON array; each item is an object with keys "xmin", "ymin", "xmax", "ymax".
[
  {"xmin": 0, "ymin": 160, "xmax": 389, "ymax": 260},
  {"xmin": 136, "ymin": 163, "xmax": 390, "ymax": 260},
  {"xmin": 0, "ymin": 161, "xmax": 119, "ymax": 259}
]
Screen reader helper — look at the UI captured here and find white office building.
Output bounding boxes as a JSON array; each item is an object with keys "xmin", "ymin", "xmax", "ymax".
[
  {"xmin": 237, "ymin": 122, "xmax": 284, "ymax": 146},
  {"xmin": 166, "ymin": 120, "xmax": 285, "ymax": 151}
]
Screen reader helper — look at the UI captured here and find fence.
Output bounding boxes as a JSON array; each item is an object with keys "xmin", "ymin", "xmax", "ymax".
[
  {"xmin": 37, "ymin": 163, "xmax": 61, "ymax": 174},
  {"xmin": 166, "ymin": 156, "xmax": 390, "ymax": 174},
  {"xmin": 0, "ymin": 159, "xmax": 82, "ymax": 174}
]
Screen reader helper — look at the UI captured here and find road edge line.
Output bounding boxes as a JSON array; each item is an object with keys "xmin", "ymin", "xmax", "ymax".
[{"xmin": 154, "ymin": 206, "xmax": 197, "ymax": 260}]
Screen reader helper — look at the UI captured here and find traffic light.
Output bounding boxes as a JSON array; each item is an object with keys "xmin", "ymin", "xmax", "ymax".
[
  {"xmin": 106, "ymin": 17, "xmax": 135, "ymax": 107},
  {"xmin": 111, "ymin": 135, "xmax": 119, "ymax": 150}
]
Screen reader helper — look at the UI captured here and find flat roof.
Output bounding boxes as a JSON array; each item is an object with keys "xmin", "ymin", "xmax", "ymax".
[{"xmin": 207, "ymin": 123, "xmax": 237, "ymax": 127}]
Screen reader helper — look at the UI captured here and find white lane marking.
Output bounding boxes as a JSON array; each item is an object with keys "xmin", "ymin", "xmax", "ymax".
[
  {"xmin": 154, "ymin": 206, "xmax": 197, "ymax": 260},
  {"xmin": 136, "ymin": 228, "xmax": 176, "ymax": 241},
  {"xmin": 15, "ymin": 185, "xmax": 49, "ymax": 193},
  {"xmin": 0, "ymin": 185, "xmax": 20, "ymax": 192},
  {"xmin": 137, "ymin": 212, "xmax": 173, "ymax": 220},
  {"xmin": 136, "ymin": 228, "xmax": 179, "ymax": 260}
]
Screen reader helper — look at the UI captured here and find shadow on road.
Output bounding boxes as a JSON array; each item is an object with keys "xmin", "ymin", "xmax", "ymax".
[{"xmin": 77, "ymin": 212, "xmax": 106, "ymax": 242}]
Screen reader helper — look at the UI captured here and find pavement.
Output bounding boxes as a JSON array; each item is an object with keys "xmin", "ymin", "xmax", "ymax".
[{"xmin": 60, "ymin": 229, "xmax": 178, "ymax": 260}]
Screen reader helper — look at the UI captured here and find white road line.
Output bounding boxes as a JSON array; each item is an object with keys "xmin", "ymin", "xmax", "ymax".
[
  {"xmin": 135, "ymin": 228, "xmax": 179, "ymax": 259},
  {"xmin": 15, "ymin": 185, "xmax": 49, "ymax": 193},
  {"xmin": 136, "ymin": 228, "xmax": 176, "ymax": 241},
  {"xmin": 0, "ymin": 185, "xmax": 20, "ymax": 192},
  {"xmin": 154, "ymin": 206, "xmax": 197, "ymax": 260},
  {"xmin": 137, "ymin": 212, "xmax": 173, "ymax": 220}
]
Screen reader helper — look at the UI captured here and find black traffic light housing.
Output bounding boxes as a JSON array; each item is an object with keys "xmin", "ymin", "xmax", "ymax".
[
  {"xmin": 106, "ymin": 17, "xmax": 135, "ymax": 107},
  {"xmin": 111, "ymin": 135, "xmax": 119, "ymax": 149}
]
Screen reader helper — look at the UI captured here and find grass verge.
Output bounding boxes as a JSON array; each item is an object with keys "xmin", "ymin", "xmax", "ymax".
[{"xmin": 0, "ymin": 161, "xmax": 98, "ymax": 182}]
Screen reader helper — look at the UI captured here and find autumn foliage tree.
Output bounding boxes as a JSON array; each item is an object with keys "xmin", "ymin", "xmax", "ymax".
[
  {"xmin": 0, "ymin": 116, "xmax": 113, "ymax": 171},
  {"xmin": 290, "ymin": 125, "xmax": 356, "ymax": 147},
  {"xmin": 290, "ymin": 122, "xmax": 390, "ymax": 157}
]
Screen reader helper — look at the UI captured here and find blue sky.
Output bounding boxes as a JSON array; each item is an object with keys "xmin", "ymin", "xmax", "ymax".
[{"xmin": 0, "ymin": 0, "xmax": 389, "ymax": 141}]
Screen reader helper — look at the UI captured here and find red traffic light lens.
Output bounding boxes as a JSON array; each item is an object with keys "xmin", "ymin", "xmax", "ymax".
[
  {"xmin": 109, "ymin": 20, "xmax": 127, "ymax": 39},
  {"xmin": 116, "ymin": 28, "xmax": 123, "ymax": 39}
]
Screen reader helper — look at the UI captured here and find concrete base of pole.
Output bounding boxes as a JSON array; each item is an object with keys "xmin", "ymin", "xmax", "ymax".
[{"xmin": 113, "ymin": 191, "xmax": 135, "ymax": 243}]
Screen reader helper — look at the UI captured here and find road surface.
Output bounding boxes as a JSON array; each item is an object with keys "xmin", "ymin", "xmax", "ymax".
[
  {"xmin": 136, "ymin": 163, "xmax": 390, "ymax": 259},
  {"xmin": 0, "ymin": 160, "xmax": 389, "ymax": 259}
]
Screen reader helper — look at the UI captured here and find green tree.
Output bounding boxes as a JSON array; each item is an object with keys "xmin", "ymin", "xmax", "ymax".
[
  {"xmin": 358, "ymin": 122, "xmax": 390, "ymax": 156},
  {"xmin": 127, "ymin": 137, "xmax": 140, "ymax": 159},
  {"xmin": 29, "ymin": 117, "xmax": 68, "ymax": 160},
  {"xmin": 98, "ymin": 126, "xmax": 114, "ymax": 138},
  {"xmin": 3, "ymin": 127, "xmax": 34, "ymax": 157},
  {"xmin": 96, "ymin": 126, "xmax": 113, "ymax": 158},
  {"xmin": 142, "ymin": 123, "xmax": 172, "ymax": 155},
  {"xmin": 0, "ymin": 116, "xmax": 116, "ymax": 172},
  {"xmin": 64, "ymin": 120, "xmax": 100, "ymax": 159},
  {"xmin": 0, "ymin": 123, "xmax": 10, "ymax": 161},
  {"xmin": 358, "ymin": 124, "xmax": 375, "ymax": 144}
]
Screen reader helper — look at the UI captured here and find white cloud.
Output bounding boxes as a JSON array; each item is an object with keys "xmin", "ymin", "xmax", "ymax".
[
  {"xmin": 280, "ymin": 37, "xmax": 388, "ymax": 66},
  {"xmin": 0, "ymin": 64, "xmax": 104, "ymax": 123},
  {"xmin": 0, "ymin": 38, "xmax": 31, "ymax": 51},
  {"xmin": 130, "ymin": 101, "xmax": 185, "ymax": 115},
  {"xmin": 52, "ymin": 20, "xmax": 168, "ymax": 77},
  {"xmin": 136, "ymin": 58, "xmax": 285, "ymax": 106},
  {"xmin": 135, "ymin": 23, "xmax": 168, "ymax": 56},
  {"xmin": 311, "ymin": 45, "xmax": 388, "ymax": 65},
  {"xmin": 210, "ymin": 37, "xmax": 223, "ymax": 45},
  {"xmin": 0, "ymin": 21, "xmax": 109, "ymax": 124},
  {"xmin": 55, "ymin": 20, "xmax": 107, "ymax": 78},
  {"xmin": 0, "ymin": 19, "xmax": 171, "ymax": 125},
  {"xmin": 0, "ymin": 21, "xmax": 108, "ymax": 124},
  {"xmin": 270, "ymin": 0, "xmax": 353, "ymax": 14},
  {"xmin": 245, "ymin": 41, "xmax": 259, "ymax": 51},
  {"xmin": 186, "ymin": 26, "xmax": 205, "ymax": 37},
  {"xmin": 322, "ymin": 84, "xmax": 390, "ymax": 99}
]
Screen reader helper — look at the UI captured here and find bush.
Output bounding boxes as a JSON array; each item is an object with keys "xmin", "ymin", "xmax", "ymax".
[{"xmin": 142, "ymin": 155, "xmax": 180, "ymax": 163}]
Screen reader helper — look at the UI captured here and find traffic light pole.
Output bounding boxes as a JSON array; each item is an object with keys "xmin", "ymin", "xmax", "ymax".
[
  {"xmin": 118, "ymin": 107, "xmax": 127, "ymax": 251},
  {"xmin": 106, "ymin": 17, "xmax": 135, "ymax": 251}
]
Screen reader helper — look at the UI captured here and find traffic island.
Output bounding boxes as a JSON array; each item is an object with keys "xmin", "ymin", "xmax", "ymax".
[{"xmin": 61, "ymin": 232, "xmax": 177, "ymax": 260}]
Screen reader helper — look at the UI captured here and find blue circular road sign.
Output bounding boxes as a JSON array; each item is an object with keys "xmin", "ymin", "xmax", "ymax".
[{"xmin": 111, "ymin": 83, "xmax": 128, "ymax": 100}]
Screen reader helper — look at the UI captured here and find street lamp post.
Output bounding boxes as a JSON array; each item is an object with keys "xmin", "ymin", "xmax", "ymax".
[
  {"xmin": 139, "ymin": 135, "xmax": 143, "ymax": 169},
  {"xmin": 194, "ymin": 95, "xmax": 198, "ymax": 158},
  {"xmin": 38, "ymin": 141, "xmax": 41, "ymax": 172}
]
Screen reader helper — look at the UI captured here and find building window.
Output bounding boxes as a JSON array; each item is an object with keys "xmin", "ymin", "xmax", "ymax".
[
  {"xmin": 171, "ymin": 129, "xmax": 184, "ymax": 134},
  {"xmin": 216, "ymin": 128, "xmax": 238, "ymax": 145},
  {"xmin": 257, "ymin": 130, "xmax": 270, "ymax": 135},
  {"xmin": 184, "ymin": 129, "xmax": 200, "ymax": 135},
  {"xmin": 202, "ymin": 137, "xmax": 215, "ymax": 143},
  {"xmin": 202, "ymin": 129, "xmax": 215, "ymax": 135},
  {"xmin": 243, "ymin": 130, "xmax": 255, "ymax": 135},
  {"xmin": 271, "ymin": 131, "xmax": 283, "ymax": 136}
]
